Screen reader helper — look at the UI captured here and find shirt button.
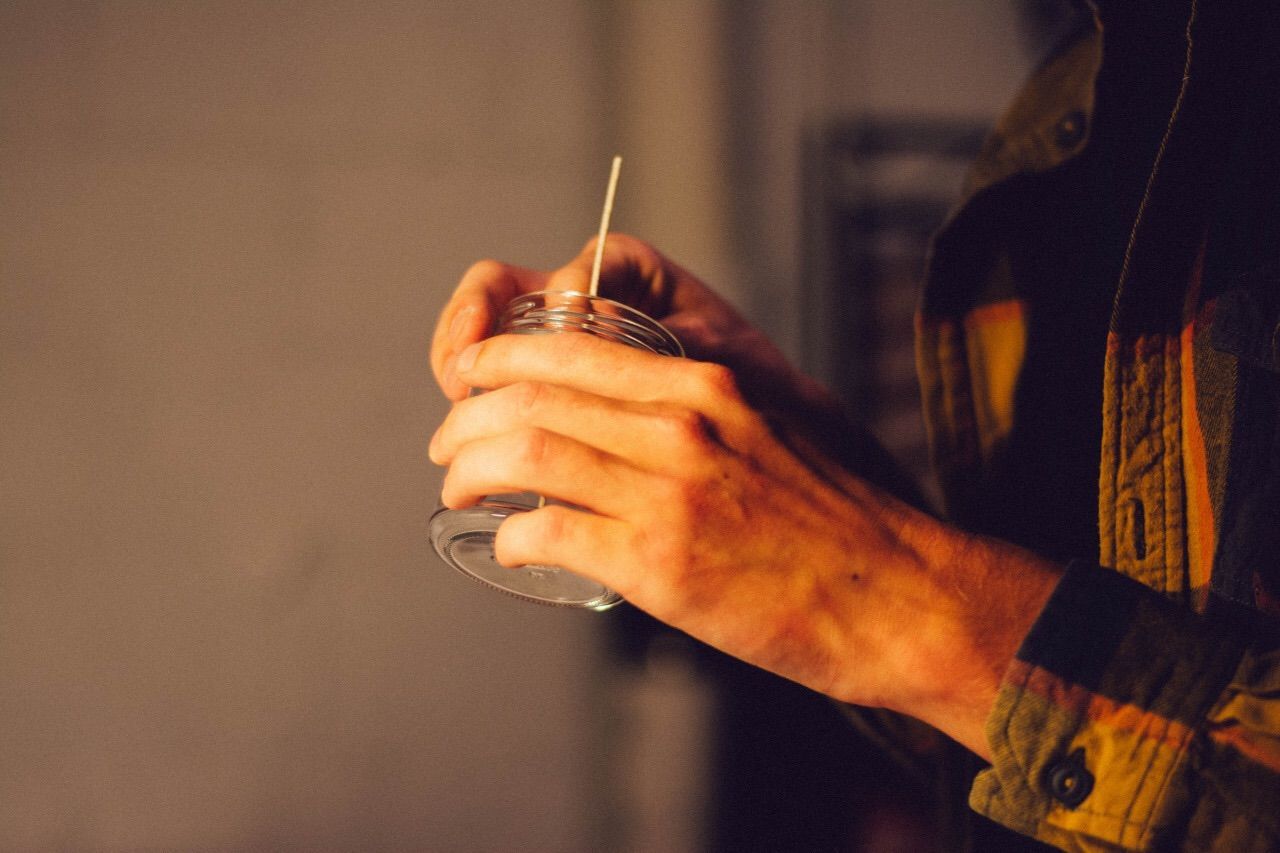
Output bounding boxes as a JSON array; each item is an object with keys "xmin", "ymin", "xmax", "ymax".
[
  {"xmin": 1053, "ymin": 110, "xmax": 1087, "ymax": 150},
  {"xmin": 1046, "ymin": 748, "xmax": 1095, "ymax": 809}
]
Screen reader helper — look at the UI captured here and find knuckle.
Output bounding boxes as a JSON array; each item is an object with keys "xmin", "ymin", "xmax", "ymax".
[
  {"xmin": 691, "ymin": 361, "xmax": 741, "ymax": 404},
  {"xmin": 464, "ymin": 258, "xmax": 507, "ymax": 283},
  {"xmin": 509, "ymin": 380, "xmax": 549, "ymax": 420},
  {"xmin": 513, "ymin": 426, "xmax": 553, "ymax": 469},
  {"xmin": 657, "ymin": 407, "xmax": 711, "ymax": 448},
  {"xmin": 655, "ymin": 409, "xmax": 716, "ymax": 461}
]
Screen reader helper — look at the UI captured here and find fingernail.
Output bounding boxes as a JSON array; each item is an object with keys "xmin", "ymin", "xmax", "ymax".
[
  {"xmin": 449, "ymin": 305, "xmax": 475, "ymax": 349},
  {"xmin": 456, "ymin": 342, "xmax": 481, "ymax": 375}
]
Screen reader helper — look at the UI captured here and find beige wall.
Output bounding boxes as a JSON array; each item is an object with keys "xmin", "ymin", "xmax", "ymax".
[{"xmin": 1, "ymin": 2, "xmax": 608, "ymax": 849}]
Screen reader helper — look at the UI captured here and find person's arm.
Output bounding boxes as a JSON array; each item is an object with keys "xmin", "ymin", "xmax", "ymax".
[
  {"xmin": 429, "ymin": 235, "xmax": 1062, "ymax": 758},
  {"xmin": 432, "ymin": 326, "xmax": 1064, "ymax": 754},
  {"xmin": 430, "ymin": 237, "xmax": 1280, "ymax": 850},
  {"xmin": 971, "ymin": 560, "xmax": 1280, "ymax": 851}
]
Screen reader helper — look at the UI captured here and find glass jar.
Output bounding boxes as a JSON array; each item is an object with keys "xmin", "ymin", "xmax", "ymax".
[{"xmin": 429, "ymin": 290, "xmax": 683, "ymax": 610}]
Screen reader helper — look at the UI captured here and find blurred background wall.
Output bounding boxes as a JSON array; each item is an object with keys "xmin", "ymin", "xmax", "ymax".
[{"xmin": 0, "ymin": 1, "xmax": 1064, "ymax": 850}]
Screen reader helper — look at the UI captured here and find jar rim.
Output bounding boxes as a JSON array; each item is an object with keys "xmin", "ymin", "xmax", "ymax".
[{"xmin": 499, "ymin": 290, "xmax": 684, "ymax": 357}]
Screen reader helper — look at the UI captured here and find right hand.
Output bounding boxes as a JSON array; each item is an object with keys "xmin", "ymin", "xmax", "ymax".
[{"xmin": 430, "ymin": 298, "xmax": 1064, "ymax": 759}]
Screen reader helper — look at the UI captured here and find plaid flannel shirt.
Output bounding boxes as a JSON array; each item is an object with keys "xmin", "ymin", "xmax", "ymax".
[{"xmin": 916, "ymin": 3, "xmax": 1280, "ymax": 849}]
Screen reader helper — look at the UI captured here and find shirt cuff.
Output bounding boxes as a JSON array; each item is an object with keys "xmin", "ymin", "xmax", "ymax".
[{"xmin": 970, "ymin": 560, "xmax": 1245, "ymax": 849}]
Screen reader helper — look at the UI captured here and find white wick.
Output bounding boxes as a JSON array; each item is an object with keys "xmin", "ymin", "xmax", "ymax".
[{"xmin": 588, "ymin": 155, "xmax": 622, "ymax": 297}]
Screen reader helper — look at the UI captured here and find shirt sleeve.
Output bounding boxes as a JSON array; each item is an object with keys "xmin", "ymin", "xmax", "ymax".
[{"xmin": 970, "ymin": 560, "xmax": 1280, "ymax": 851}]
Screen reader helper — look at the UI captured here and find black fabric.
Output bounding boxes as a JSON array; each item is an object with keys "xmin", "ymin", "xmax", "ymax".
[
  {"xmin": 1015, "ymin": 560, "xmax": 1142, "ymax": 689},
  {"xmin": 948, "ymin": 11, "xmax": 1190, "ymax": 850},
  {"xmin": 1017, "ymin": 559, "xmax": 1248, "ymax": 728},
  {"xmin": 964, "ymin": 4, "xmax": 1187, "ymax": 563}
]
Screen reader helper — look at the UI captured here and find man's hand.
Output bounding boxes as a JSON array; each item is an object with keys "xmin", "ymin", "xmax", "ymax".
[
  {"xmin": 428, "ymin": 239, "xmax": 1063, "ymax": 758},
  {"xmin": 431, "ymin": 234, "xmax": 834, "ymax": 415}
]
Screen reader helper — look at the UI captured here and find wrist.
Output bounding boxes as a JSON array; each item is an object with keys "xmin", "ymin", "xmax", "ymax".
[{"xmin": 884, "ymin": 520, "xmax": 1064, "ymax": 758}]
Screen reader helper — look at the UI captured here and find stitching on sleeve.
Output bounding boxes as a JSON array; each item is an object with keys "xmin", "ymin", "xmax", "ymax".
[
  {"xmin": 1001, "ymin": 659, "xmax": 1036, "ymax": 791},
  {"xmin": 1121, "ymin": 708, "xmax": 1177, "ymax": 847}
]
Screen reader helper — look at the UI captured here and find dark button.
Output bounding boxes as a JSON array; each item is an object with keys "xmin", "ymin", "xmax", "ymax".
[
  {"xmin": 1046, "ymin": 748, "xmax": 1094, "ymax": 808},
  {"xmin": 1053, "ymin": 110, "xmax": 1087, "ymax": 150}
]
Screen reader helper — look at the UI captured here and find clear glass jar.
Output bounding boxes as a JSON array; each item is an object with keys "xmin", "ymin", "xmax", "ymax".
[{"xmin": 430, "ymin": 290, "xmax": 683, "ymax": 610}]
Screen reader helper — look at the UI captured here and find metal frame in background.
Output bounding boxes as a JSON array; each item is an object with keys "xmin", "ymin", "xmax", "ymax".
[{"xmin": 803, "ymin": 116, "xmax": 988, "ymax": 497}]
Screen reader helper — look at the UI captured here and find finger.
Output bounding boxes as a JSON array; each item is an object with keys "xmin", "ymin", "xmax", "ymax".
[
  {"xmin": 440, "ymin": 426, "xmax": 651, "ymax": 519},
  {"xmin": 431, "ymin": 260, "xmax": 551, "ymax": 400},
  {"xmin": 494, "ymin": 504, "xmax": 642, "ymax": 599},
  {"xmin": 433, "ymin": 235, "xmax": 698, "ymax": 402},
  {"xmin": 538, "ymin": 233, "xmax": 691, "ymax": 317},
  {"xmin": 569, "ymin": 233, "xmax": 682, "ymax": 317},
  {"xmin": 430, "ymin": 381, "xmax": 712, "ymax": 473},
  {"xmin": 455, "ymin": 332, "xmax": 752, "ymax": 424}
]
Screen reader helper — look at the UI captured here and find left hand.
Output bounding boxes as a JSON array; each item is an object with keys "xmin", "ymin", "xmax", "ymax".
[
  {"xmin": 429, "ymin": 235, "xmax": 833, "ymax": 414},
  {"xmin": 429, "ymin": 330, "xmax": 1062, "ymax": 757}
]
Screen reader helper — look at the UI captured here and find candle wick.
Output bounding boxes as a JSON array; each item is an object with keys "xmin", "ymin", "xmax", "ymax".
[{"xmin": 588, "ymin": 155, "xmax": 622, "ymax": 298}]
